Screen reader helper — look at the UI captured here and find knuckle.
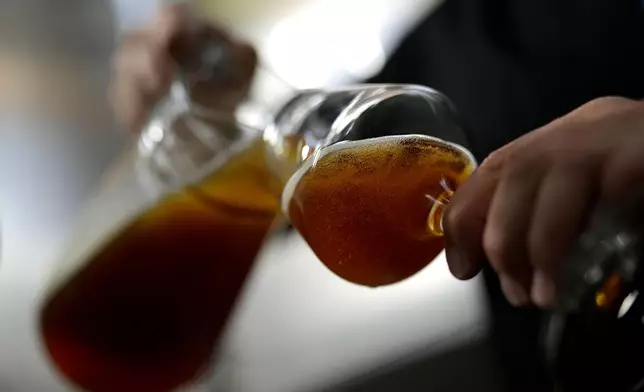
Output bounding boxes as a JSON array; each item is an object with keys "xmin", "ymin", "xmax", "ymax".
[
  {"xmin": 146, "ymin": 74, "xmax": 171, "ymax": 98},
  {"xmin": 444, "ymin": 201, "xmax": 468, "ymax": 237},
  {"xmin": 146, "ymin": 41, "xmax": 174, "ymax": 73},
  {"xmin": 482, "ymin": 226, "xmax": 509, "ymax": 271},
  {"xmin": 573, "ymin": 96, "xmax": 635, "ymax": 119},
  {"xmin": 482, "ymin": 142, "xmax": 540, "ymax": 178},
  {"xmin": 444, "ymin": 180, "xmax": 480, "ymax": 238},
  {"xmin": 146, "ymin": 75, "xmax": 164, "ymax": 93},
  {"xmin": 139, "ymin": 45, "xmax": 161, "ymax": 72},
  {"xmin": 113, "ymin": 32, "xmax": 150, "ymax": 71},
  {"xmin": 480, "ymin": 150, "xmax": 506, "ymax": 173},
  {"xmin": 558, "ymin": 151, "xmax": 593, "ymax": 170},
  {"xmin": 502, "ymin": 152, "xmax": 538, "ymax": 180},
  {"xmin": 142, "ymin": 50, "xmax": 165, "ymax": 83},
  {"xmin": 146, "ymin": 41, "xmax": 168, "ymax": 62},
  {"xmin": 481, "ymin": 142, "xmax": 518, "ymax": 172},
  {"xmin": 155, "ymin": 4, "xmax": 190, "ymax": 38},
  {"xmin": 585, "ymin": 96, "xmax": 631, "ymax": 109},
  {"xmin": 157, "ymin": 4, "xmax": 180, "ymax": 22},
  {"xmin": 527, "ymin": 227, "xmax": 552, "ymax": 268}
]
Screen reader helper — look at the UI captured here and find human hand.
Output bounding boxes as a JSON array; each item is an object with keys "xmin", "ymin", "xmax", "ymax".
[
  {"xmin": 444, "ymin": 97, "xmax": 644, "ymax": 307},
  {"xmin": 109, "ymin": 4, "xmax": 257, "ymax": 133}
]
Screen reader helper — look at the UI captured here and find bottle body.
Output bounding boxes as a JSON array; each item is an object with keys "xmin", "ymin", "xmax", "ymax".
[{"xmin": 39, "ymin": 103, "xmax": 281, "ymax": 392}]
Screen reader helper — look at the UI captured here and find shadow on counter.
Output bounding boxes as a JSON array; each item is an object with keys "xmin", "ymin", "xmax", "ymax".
[{"xmin": 318, "ymin": 340, "xmax": 508, "ymax": 392}]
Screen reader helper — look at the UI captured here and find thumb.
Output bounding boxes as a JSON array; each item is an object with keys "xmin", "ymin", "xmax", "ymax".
[{"xmin": 444, "ymin": 163, "xmax": 500, "ymax": 279}]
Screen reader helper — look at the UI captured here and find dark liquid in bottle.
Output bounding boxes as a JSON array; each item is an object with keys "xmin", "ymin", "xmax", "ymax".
[{"xmin": 40, "ymin": 141, "xmax": 279, "ymax": 392}]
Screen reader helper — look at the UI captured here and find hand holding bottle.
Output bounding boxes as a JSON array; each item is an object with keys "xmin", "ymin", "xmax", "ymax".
[{"xmin": 109, "ymin": 4, "xmax": 257, "ymax": 134}]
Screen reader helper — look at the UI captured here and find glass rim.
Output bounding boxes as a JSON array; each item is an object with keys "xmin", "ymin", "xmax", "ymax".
[
  {"xmin": 294, "ymin": 83, "xmax": 445, "ymax": 95},
  {"xmin": 280, "ymin": 133, "xmax": 478, "ymax": 217}
]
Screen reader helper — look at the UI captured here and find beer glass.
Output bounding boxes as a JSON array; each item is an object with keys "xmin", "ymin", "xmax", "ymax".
[{"xmin": 269, "ymin": 85, "xmax": 477, "ymax": 287}]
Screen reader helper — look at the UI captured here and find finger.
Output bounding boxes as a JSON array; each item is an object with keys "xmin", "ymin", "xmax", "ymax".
[
  {"xmin": 444, "ymin": 164, "xmax": 500, "ymax": 280},
  {"xmin": 113, "ymin": 33, "xmax": 175, "ymax": 102},
  {"xmin": 153, "ymin": 4, "xmax": 196, "ymax": 48},
  {"xmin": 483, "ymin": 158, "xmax": 545, "ymax": 306},
  {"xmin": 528, "ymin": 161, "xmax": 596, "ymax": 307},
  {"xmin": 602, "ymin": 138, "xmax": 644, "ymax": 201},
  {"xmin": 110, "ymin": 33, "xmax": 173, "ymax": 133},
  {"xmin": 109, "ymin": 76, "xmax": 148, "ymax": 133}
]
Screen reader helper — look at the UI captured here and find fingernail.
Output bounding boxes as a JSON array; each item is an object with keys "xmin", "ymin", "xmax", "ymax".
[
  {"xmin": 500, "ymin": 275, "xmax": 531, "ymax": 306},
  {"xmin": 531, "ymin": 270, "xmax": 556, "ymax": 307},
  {"xmin": 447, "ymin": 249, "xmax": 471, "ymax": 279}
]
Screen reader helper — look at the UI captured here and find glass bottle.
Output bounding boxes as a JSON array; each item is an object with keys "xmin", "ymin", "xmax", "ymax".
[
  {"xmin": 544, "ymin": 187, "xmax": 644, "ymax": 391},
  {"xmin": 38, "ymin": 33, "xmax": 284, "ymax": 392}
]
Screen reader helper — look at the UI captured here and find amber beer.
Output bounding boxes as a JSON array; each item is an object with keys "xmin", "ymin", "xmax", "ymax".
[
  {"xmin": 40, "ymin": 140, "xmax": 280, "ymax": 392},
  {"xmin": 283, "ymin": 135, "xmax": 476, "ymax": 287}
]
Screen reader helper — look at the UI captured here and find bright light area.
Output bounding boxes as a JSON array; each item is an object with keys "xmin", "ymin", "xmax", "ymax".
[
  {"xmin": 618, "ymin": 290, "xmax": 639, "ymax": 319},
  {"xmin": 110, "ymin": 0, "xmax": 158, "ymax": 33},
  {"xmin": 265, "ymin": 1, "xmax": 387, "ymax": 88}
]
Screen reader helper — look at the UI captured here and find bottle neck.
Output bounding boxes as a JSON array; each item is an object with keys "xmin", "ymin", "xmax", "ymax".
[{"xmin": 137, "ymin": 82, "xmax": 260, "ymax": 195}]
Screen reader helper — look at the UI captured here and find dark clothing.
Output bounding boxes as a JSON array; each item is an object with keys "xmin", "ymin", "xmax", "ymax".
[
  {"xmin": 372, "ymin": 0, "xmax": 644, "ymax": 159},
  {"xmin": 370, "ymin": 1, "xmax": 644, "ymax": 390}
]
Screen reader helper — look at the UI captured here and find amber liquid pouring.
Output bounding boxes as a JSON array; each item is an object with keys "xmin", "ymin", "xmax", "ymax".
[
  {"xmin": 40, "ymin": 141, "xmax": 280, "ymax": 392},
  {"xmin": 287, "ymin": 136, "xmax": 474, "ymax": 287}
]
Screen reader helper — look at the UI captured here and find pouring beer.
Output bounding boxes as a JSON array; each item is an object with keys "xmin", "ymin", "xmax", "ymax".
[{"xmin": 38, "ymin": 21, "xmax": 476, "ymax": 392}]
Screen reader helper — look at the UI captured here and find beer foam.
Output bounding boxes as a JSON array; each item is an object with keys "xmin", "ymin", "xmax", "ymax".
[{"xmin": 281, "ymin": 134, "xmax": 477, "ymax": 217}]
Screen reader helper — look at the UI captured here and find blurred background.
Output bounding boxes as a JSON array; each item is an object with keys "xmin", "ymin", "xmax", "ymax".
[{"xmin": 0, "ymin": 0, "xmax": 504, "ymax": 390}]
